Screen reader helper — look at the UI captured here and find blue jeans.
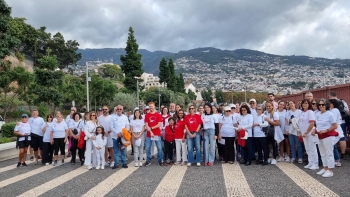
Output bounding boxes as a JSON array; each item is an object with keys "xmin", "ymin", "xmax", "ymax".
[
  {"xmin": 334, "ymin": 144, "xmax": 340, "ymax": 161},
  {"xmin": 288, "ymin": 135, "xmax": 303, "ymax": 159},
  {"xmin": 146, "ymin": 137, "xmax": 163, "ymax": 163},
  {"xmin": 339, "ymin": 123, "xmax": 347, "ymax": 141},
  {"xmin": 187, "ymin": 133, "xmax": 201, "ymax": 163},
  {"xmin": 113, "ymin": 138, "xmax": 126, "ymax": 165},
  {"xmin": 244, "ymin": 137, "xmax": 254, "ymax": 162},
  {"xmin": 204, "ymin": 129, "xmax": 215, "ymax": 163}
]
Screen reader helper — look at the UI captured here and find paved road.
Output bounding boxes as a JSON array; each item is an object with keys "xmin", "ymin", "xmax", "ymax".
[{"xmin": 0, "ymin": 148, "xmax": 349, "ymax": 197}]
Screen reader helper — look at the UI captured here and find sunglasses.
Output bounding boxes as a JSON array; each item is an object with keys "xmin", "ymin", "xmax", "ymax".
[
  {"xmin": 103, "ymin": 109, "xmax": 108, "ymax": 111},
  {"xmin": 318, "ymin": 104, "xmax": 325, "ymax": 106},
  {"xmin": 231, "ymin": 107, "xmax": 235, "ymax": 109},
  {"xmin": 90, "ymin": 114, "xmax": 96, "ymax": 116},
  {"xmin": 241, "ymin": 109, "xmax": 247, "ymax": 111},
  {"xmin": 189, "ymin": 108, "xmax": 195, "ymax": 110},
  {"xmin": 312, "ymin": 103, "xmax": 317, "ymax": 105},
  {"xmin": 145, "ymin": 109, "xmax": 150, "ymax": 110},
  {"xmin": 225, "ymin": 110, "xmax": 231, "ymax": 112}
]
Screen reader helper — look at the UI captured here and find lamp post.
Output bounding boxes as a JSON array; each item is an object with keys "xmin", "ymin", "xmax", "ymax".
[
  {"xmin": 134, "ymin": 77, "xmax": 140, "ymax": 108},
  {"xmin": 158, "ymin": 85, "xmax": 161, "ymax": 112},
  {"xmin": 86, "ymin": 62, "xmax": 91, "ymax": 112}
]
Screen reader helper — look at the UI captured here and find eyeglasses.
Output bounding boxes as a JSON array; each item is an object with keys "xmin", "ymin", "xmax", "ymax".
[
  {"xmin": 231, "ymin": 107, "xmax": 235, "ymax": 109},
  {"xmin": 241, "ymin": 109, "xmax": 247, "ymax": 111},
  {"xmin": 225, "ymin": 111, "xmax": 231, "ymax": 112},
  {"xmin": 116, "ymin": 109, "xmax": 122, "ymax": 111},
  {"xmin": 103, "ymin": 109, "xmax": 108, "ymax": 111},
  {"xmin": 189, "ymin": 108, "xmax": 195, "ymax": 110},
  {"xmin": 256, "ymin": 109, "xmax": 262, "ymax": 110},
  {"xmin": 318, "ymin": 104, "xmax": 325, "ymax": 106},
  {"xmin": 312, "ymin": 103, "xmax": 317, "ymax": 105}
]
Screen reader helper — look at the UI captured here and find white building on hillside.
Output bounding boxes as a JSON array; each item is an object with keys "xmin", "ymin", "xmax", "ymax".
[
  {"xmin": 140, "ymin": 73, "xmax": 166, "ymax": 90},
  {"xmin": 185, "ymin": 83, "xmax": 196, "ymax": 93}
]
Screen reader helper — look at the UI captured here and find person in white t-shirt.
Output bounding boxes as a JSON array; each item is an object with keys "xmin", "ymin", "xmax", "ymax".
[
  {"xmin": 14, "ymin": 114, "xmax": 32, "ymax": 167},
  {"xmin": 218, "ymin": 106, "xmax": 237, "ymax": 164},
  {"xmin": 93, "ymin": 126, "xmax": 107, "ymax": 170},
  {"xmin": 51, "ymin": 115, "xmax": 69, "ymax": 166},
  {"xmin": 41, "ymin": 114, "xmax": 54, "ymax": 165},
  {"xmin": 264, "ymin": 101, "xmax": 280, "ymax": 165},
  {"xmin": 329, "ymin": 99, "xmax": 344, "ymax": 167},
  {"xmin": 69, "ymin": 113, "xmax": 84, "ymax": 165},
  {"xmin": 237, "ymin": 105, "xmax": 254, "ymax": 166},
  {"xmin": 287, "ymin": 101, "xmax": 303, "ymax": 163},
  {"xmin": 28, "ymin": 109, "xmax": 45, "ymax": 164},
  {"xmin": 84, "ymin": 111, "xmax": 98, "ymax": 170},
  {"xmin": 98, "ymin": 106, "xmax": 114, "ymax": 167},
  {"xmin": 212, "ymin": 105, "xmax": 222, "ymax": 160},
  {"xmin": 253, "ymin": 105, "xmax": 269, "ymax": 165},
  {"xmin": 66, "ymin": 107, "xmax": 76, "ymax": 158},
  {"xmin": 202, "ymin": 103, "xmax": 218, "ymax": 166},
  {"xmin": 130, "ymin": 109, "xmax": 145, "ymax": 167},
  {"xmin": 276, "ymin": 101, "xmax": 289, "ymax": 162}
]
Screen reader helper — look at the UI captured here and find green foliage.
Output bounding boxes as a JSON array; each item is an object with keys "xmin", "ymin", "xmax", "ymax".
[
  {"xmin": 141, "ymin": 88, "xmax": 190, "ymax": 107},
  {"xmin": 89, "ymin": 74, "xmax": 118, "ymax": 107},
  {"xmin": 37, "ymin": 103, "xmax": 49, "ymax": 118},
  {"xmin": 37, "ymin": 48, "xmax": 59, "ymax": 70},
  {"xmin": 110, "ymin": 92, "xmax": 137, "ymax": 112},
  {"xmin": 201, "ymin": 89, "xmax": 213, "ymax": 102},
  {"xmin": 62, "ymin": 74, "xmax": 86, "ymax": 107},
  {"xmin": 120, "ymin": 27, "xmax": 144, "ymax": 92},
  {"xmin": 15, "ymin": 50, "xmax": 25, "ymax": 62},
  {"xmin": 0, "ymin": 137, "xmax": 12, "ymax": 144},
  {"xmin": 215, "ymin": 90, "xmax": 225, "ymax": 104},
  {"xmin": 0, "ymin": 0, "xmax": 20, "ymax": 60},
  {"xmin": 176, "ymin": 73, "xmax": 185, "ymax": 93},
  {"xmin": 187, "ymin": 89, "xmax": 196, "ymax": 101},
  {"xmin": 98, "ymin": 64, "xmax": 124, "ymax": 81},
  {"xmin": 1, "ymin": 122, "xmax": 16, "ymax": 137},
  {"xmin": 167, "ymin": 58, "xmax": 177, "ymax": 92},
  {"xmin": 158, "ymin": 57, "xmax": 168, "ymax": 84}
]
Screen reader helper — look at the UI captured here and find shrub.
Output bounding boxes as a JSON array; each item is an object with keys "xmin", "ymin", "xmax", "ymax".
[
  {"xmin": 1, "ymin": 123, "xmax": 17, "ymax": 138},
  {"xmin": 15, "ymin": 51, "xmax": 25, "ymax": 62},
  {"xmin": 0, "ymin": 137, "xmax": 12, "ymax": 144}
]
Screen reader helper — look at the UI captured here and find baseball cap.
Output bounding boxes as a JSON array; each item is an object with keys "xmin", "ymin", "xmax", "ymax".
[
  {"xmin": 133, "ymin": 107, "xmax": 139, "ymax": 111},
  {"xmin": 229, "ymin": 104, "xmax": 236, "ymax": 109},
  {"xmin": 21, "ymin": 114, "xmax": 28, "ymax": 118},
  {"xmin": 224, "ymin": 106, "xmax": 231, "ymax": 111},
  {"xmin": 98, "ymin": 108, "xmax": 102, "ymax": 111},
  {"xmin": 249, "ymin": 99, "xmax": 256, "ymax": 103}
]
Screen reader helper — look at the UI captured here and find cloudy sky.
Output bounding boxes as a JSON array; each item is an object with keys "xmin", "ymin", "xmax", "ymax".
[{"xmin": 7, "ymin": 0, "xmax": 350, "ymax": 59}]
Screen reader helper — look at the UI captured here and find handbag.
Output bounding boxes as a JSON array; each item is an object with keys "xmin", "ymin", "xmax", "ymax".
[
  {"xmin": 262, "ymin": 114, "xmax": 275, "ymax": 138},
  {"xmin": 77, "ymin": 131, "xmax": 85, "ymax": 149}
]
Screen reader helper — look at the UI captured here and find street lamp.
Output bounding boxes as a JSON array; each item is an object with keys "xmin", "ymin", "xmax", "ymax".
[
  {"xmin": 134, "ymin": 76, "xmax": 140, "ymax": 108},
  {"xmin": 242, "ymin": 84, "xmax": 247, "ymax": 103},
  {"xmin": 158, "ymin": 85, "xmax": 161, "ymax": 111},
  {"xmin": 86, "ymin": 62, "xmax": 92, "ymax": 112}
]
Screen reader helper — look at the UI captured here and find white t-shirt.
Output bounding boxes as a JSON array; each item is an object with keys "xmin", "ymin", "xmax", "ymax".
[
  {"xmin": 201, "ymin": 114, "xmax": 218, "ymax": 130},
  {"xmin": 69, "ymin": 120, "xmax": 83, "ymax": 135},
  {"xmin": 277, "ymin": 110, "xmax": 287, "ymax": 133},
  {"xmin": 330, "ymin": 108, "xmax": 343, "ymax": 136},
  {"xmin": 43, "ymin": 122, "xmax": 54, "ymax": 142},
  {"xmin": 253, "ymin": 114, "xmax": 268, "ymax": 138},
  {"xmin": 298, "ymin": 110, "xmax": 315, "ymax": 135},
  {"xmin": 239, "ymin": 114, "xmax": 254, "ymax": 137},
  {"xmin": 66, "ymin": 115, "xmax": 73, "ymax": 126},
  {"xmin": 130, "ymin": 119, "xmax": 145, "ymax": 133},
  {"xmin": 52, "ymin": 121, "xmax": 68, "ymax": 138},
  {"xmin": 287, "ymin": 109, "xmax": 302, "ymax": 124},
  {"xmin": 29, "ymin": 117, "xmax": 45, "ymax": 136},
  {"xmin": 110, "ymin": 114, "xmax": 129, "ymax": 139},
  {"xmin": 98, "ymin": 115, "xmax": 112, "ymax": 133},
  {"xmin": 219, "ymin": 115, "xmax": 236, "ymax": 137},
  {"xmin": 250, "ymin": 108, "xmax": 257, "ymax": 118},
  {"xmin": 265, "ymin": 111, "xmax": 282, "ymax": 135},
  {"xmin": 14, "ymin": 122, "xmax": 31, "ymax": 141},
  {"xmin": 315, "ymin": 111, "xmax": 336, "ymax": 131}
]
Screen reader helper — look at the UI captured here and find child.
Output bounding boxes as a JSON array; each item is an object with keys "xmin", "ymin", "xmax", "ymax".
[
  {"xmin": 164, "ymin": 117, "xmax": 175, "ymax": 166},
  {"xmin": 93, "ymin": 126, "xmax": 107, "ymax": 169},
  {"xmin": 117, "ymin": 128, "xmax": 131, "ymax": 149}
]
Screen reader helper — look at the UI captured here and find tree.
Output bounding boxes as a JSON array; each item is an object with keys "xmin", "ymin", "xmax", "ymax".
[
  {"xmin": 215, "ymin": 89, "xmax": 225, "ymax": 104},
  {"xmin": 201, "ymin": 89, "xmax": 213, "ymax": 102},
  {"xmin": 120, "ymin": 27, "xmax": 144, "ymax": 92},
  {"xmin": 111, "ymin": 92, "xmax": 136, "ymax": 112},
  {"xmin": 167, "ymin": 58, "xmax": 176, "ymax": 91},
  {"xmin": 0, "ymin": 0, "xmax": 20, "ymax": 60},
  {"xmin": 158, "ymin": 57, "xmax": 168, "ymax": 84},
  {"xmin": 62, "ymin": 74, "xmax": 86, "ymax": 107},
  {"xmin": 177, "ymin": 73, "xmax": 185, "ymax": 93},
  {"xmin": 89, "ymin": 74, "xmax": 118, "ymax": 108},
  {"xmin": 0, "ymin": 61, "xmax": 33, "ymax": 118},
  {"xmin": 98, "ymin": 64, "xmax": 124, "ymax": 81},
  {"xmin": 187, "ymin": 89, "xmax": 196, "ymax": 101},
  {"xmin": 37, "ymin": 48, "xmax": 59, "ymax": 70}
]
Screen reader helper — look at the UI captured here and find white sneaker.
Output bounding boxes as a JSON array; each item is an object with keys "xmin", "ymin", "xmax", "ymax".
[
  {"xmin": 335, "ymin": 162, "xmax": 341, "ymax": 167},
  {"xmin": 104, "ymin": 163, "xmax": 110, "ymax": 166},
  {"xmin": 197, "ymin": 163, "xmax": 201, "ymax": 167},
  {"xmin": 110, "ymin": 162, "xmax": 115, "ymax": 168},
  {"xmin": 298, "ymin": 159, "xmax": 303, "ymax": 164},
  {"xmin": 187, "ymin": 163, "xmax": 191, "ymax": 167},
  {"xmin": 290, "ymin": 158, "xmax": 295, "ymax": 163},
  {"xmin": 304, "ymin": 164, "xmax": 312, "ymax": 169},
  {"xmin": 139, "ymin": 162, "xmax": 143, "ymax": 167},
  {"xmin": 95, "ymin": 165, "xmax": 100, "ymax": 170},
  {"xmin": 87, "ymin": 165, "xmax": 93, "ymax": 170},
  {"xmin": 267, "ymin": 158, "xmax": 272, "ymax": 163},
  {"xmin": 101, "ymin": 166, "xmax": 104, "ymax": 170},
  {"xmin": 322, "ymin": 170, "xmax": 334, "ymax": 178},
  {"xmin": 271, "ymin": 159, "xmax": 277, "ymax": 165},
  {"xmin": 309, "ymin": 165, "xmax": 319, "ymax": 170},
  {"xmin": 277, "ymin": 157, "xmax": 284, "ymax": 162},
  {"xmin": 285, "ymin": 157, "xmax": 291, "ymax": 162},
  {"xmin": 317, "ymin": 169, "xmax": 326, "ymax": 175},
  {"xmin": 135, "ymin": 162, "xmax": 139, "ymax": 167}
]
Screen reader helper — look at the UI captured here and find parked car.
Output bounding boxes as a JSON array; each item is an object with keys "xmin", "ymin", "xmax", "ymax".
[{"xmin": 0, "ymin": 115, "xmax": 5, "ymax": 132}]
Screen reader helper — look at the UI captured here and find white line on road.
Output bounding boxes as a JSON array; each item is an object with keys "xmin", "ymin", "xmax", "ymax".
[{"xmin": 222, "ymin": 163, "xmax": 254, "ymax": 197}]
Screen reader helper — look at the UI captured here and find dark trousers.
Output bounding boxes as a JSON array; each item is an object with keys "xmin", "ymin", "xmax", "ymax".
[
  {"xmin": 164, "ymin": 140, "xmax": 174, "ymax": 162},
  {"xmin": 42, "ymin": 142, "xmax": 53, "ymax": 164},
  {"xmin": 54, "ymin": 138, "xmax": 65, "ymax": 156},
  {"xmin": 254, "ymin": 137, "xmax": 269, "ymax": 162},
  {"xmin": 217, "ymin": 139, "xmax": 224, "ymax": 158},
  {"xmin": 267, "ymin": 136, "xmax": 277, "ymax": 159},
  {"xmin": 244, "ymin": 137, "xmax": 254, "ymax": 162},
  {"xmin": 222, "ymin": 137, "xmax": 235, "ymax": 162},
  {"xmin": 70, "ymin": 139, "xmax": 85, "ymax": 163}
]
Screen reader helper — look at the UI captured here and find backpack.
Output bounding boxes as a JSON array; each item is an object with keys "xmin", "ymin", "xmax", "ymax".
[{"xmin": 338, "ymin": 99, "xmax": 347, "ymax": 120}]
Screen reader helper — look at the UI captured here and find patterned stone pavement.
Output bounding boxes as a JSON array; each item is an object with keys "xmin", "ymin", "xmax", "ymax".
[{"xmin": 1, "ymin": 148, "xmax": 350, "ymax": 197}]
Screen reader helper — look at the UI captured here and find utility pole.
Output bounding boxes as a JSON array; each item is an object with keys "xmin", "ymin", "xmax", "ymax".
[{"xmin": 86, "ymin": 62, "xmax": 91, "ymax": 112}]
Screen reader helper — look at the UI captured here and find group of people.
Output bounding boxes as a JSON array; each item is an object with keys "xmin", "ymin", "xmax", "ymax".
[{"xmin": 14, "ymin": 91, "xmax": 349, "ymax": 178}]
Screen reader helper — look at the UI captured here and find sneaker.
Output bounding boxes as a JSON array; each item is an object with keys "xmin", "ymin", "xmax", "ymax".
[
  {"xmin": 285, "ymin": 157, "xmax": 291, "ymax": 162},
  {"xmin": 145, "ymin": 161, "xmax": 151, "ymax": 167},
  {"xmin": 181, "ymin": 162, "xmax": 186, "ymax": 166},
  {"xmin": 298, "ymin": 159, "xmax": 303, "ymax": 164},
  {"xmin": 158, "ymin": 162, "xmax": 164, "ymax": 166},
  {"xmin": 35, "ymin": 160, "xmax": 39, "ymax": 165},
  {"xmin": 61, "ymin": 160, "xmax": 65, "ymax": 165},
  {"xmin": 30, "ymin": 156, "xmax": 34, "ymax": 161},
  {"xmin": 277, "ymin": 157, "xmax": 284, "ymax": 162},
  {"xmin": 105, "ymin": 163, "xmax": 110, "ymax": 167},
  {"xmin": 45, "ymin": 163, "xmax": 50, "ymax": 166},
  {"xmin": 267, "ymin": 158, "xmax": 272, "ymax": 163},
  {"xmin": 187, "ymin": 163, "xmax": 192, "ymax": 167},
  {"xmin": 207, "ymin": 162, "xmax": 213, "ymax": 166},
  {"xmin": 174, "ymin": 161, "xmax": 181, "ymax": 165},
  {"xmin": 135, "ymin": 162, "xmax": 139, "ymax": 167},
  {"xmin": 67, "ymin": 153, "xmax": 71, "ymax": 158},
  {"xmin": 290, "ymin": 158, "xmax": 295, "ymax": 163},
  {"xmin": 197, "ymin": 162, "xmax": 201, "ymax": 167},
  {"xmin": 304, "ymin": 164, "xmax": 312, "ymax": 169},
  {"xmin": 322, "ymin": 170, "xmax": 334, "ymax": 178},
  {"xmin": 101, "ymin": 166, "xmax": 105, "ymax": 170},
  {"xmin": 271, "ymin": 159, "xmax": 277, "ymax": 165},
  {"xmin": 87, "ymin": 165, "xmax": 93, "ymax": 170},
  {"xmin": 17, "ymin": 162, "xmax": 21, "ymax": 168},
  {"xmin": 96, "ymin": 165, "xmax": 101, "ymax": 170},
  {"xmin": 53, "ymin": 161, "xmax": 58, "ymax": 166},
  {"xmin": 309, "ymin": 165, "xmax": 319, "ymax": 170},
  {"xmin": 335, "ymin": 162, "xmax": 341, "ymax": 167},
  {"xmin": 317, "ymin": 169, "xmax": 326, "ymax": 175},
  {"xmin": 139, "ymin": 162, "xmax": 143, "ymax": 167},
  {"xmin": 122, "ymin": 164, "xmax": 128, "ymax": 168},
  {"xmin": 110, "ymin": 162, "xmax": 115, "ymax": 168},
  {"xmin": 112, "ymin": 164, "xmax": 119, "ymax": 169}
]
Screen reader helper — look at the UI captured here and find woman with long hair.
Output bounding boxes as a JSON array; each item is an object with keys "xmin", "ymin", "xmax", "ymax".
[
  {"xmin": 212, "ymin": 105, "xmax": 223, "ymax": 160},
  {"xmin": 264, "ymin": 101, "xmax": 280, "ymax": 165},
  {"xmin": 41, "ymin": 114, "xmax": 54, "ymax": 165},
  {"xmin": 219, "ymin": 106, "xmax": 237, "ymax": 164},
  {"xmin": 329, "ymin": 99, "xmax": 343, "ymax": 167},
  {"xmin": 174, "ymin": 109, "xmax": 187, "ymax": 165},
  {"xmin": 253, "ymin": 105, "xmax": 269, "ymax": 165},
  {"xmin": 185, "ymin": 105, "xmax": 203, "ymax": 167},
  {"xmin": 130, "ymin": 109, "xmax": 145, "ymax": 167},
  {"xmin": 287, "ymin": 101, "xmax": 303, "ymax": 163},
  {"xmin": 84, "ymin": 111, "xmax": 98, "ymax": 170},
  {"xmin": 202, "ymin": 103, "xmax": 218, "ymax": 166},
  {"xmin": 277, "ymin": 100, "xmax": 290, "ymax": 162},
  {"xmin": 69, "ymin": 112, "xmax": 84, "ymax": 165},
  {"xmin": 238, "ymin": 105, "xmax": 254, "ymax": 165}
]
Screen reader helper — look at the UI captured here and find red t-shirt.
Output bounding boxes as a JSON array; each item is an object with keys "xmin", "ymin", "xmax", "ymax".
[
  {"xmin": 145, "ymin": 112, "xmax": 162, "ymax": 137},
  {"xmin": 165, "ymin": 125, "xmax": 175, "ymax": 142},
  {"xmin": 184, "ymin": 114, "xmax": 202, "ymax": 132},
  {"xmin": 174, "ymin": 119, "xmax": 186, "ymax": 139}
]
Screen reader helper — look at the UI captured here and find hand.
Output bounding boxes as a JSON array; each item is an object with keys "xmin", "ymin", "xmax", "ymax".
[
  {"xmin": 134, "ymin": 135, "xmax": 139, "ymax": 140},
  {"xmin": 182, "ymin": 138, "xmax": 186, "ymax": 143},
  {"xmin": 302, "ymin": 133, "xmax": 307, "ymax": 137},
  {"xmin": 237, "ymin": 128, "xmax": 243, "ymax": 131},
  {"xmin": 50, "ymin": 139, "xmax": 54, "ymax": 144},
  {"xmin": 285, "ymin": 132, "xmax": 289, "ymax": 135},
  {"xmin": 147, "ymin": 126, "xmax": 152, "ymax": 132},
  {"xmin": 234, "ymin": 123, "xmax": 238, "ymax": 127},
  {"xmin": 321, "ymin": 130, "xmax": 327, "ymax": 134},
  {"xmin": 311, "ymin": 130, "xmax": 316, "ymax": 136},
  {"xmin": 117, "ymin": 133, "xmax": 122, "ymax": 138},
  {"xmin": 91, "ymin": 136, "xmax": 96, "ymax": 140},
  {"xmin": 264, "ymin": 117, "xmax": 269, "ymax": 121},
  {"xmin": 214, "ymin": 135, "xmax": 218, "ymax": 140},
  {"xmin": 150, "ymin": 132, "xmax": 154, "ymax": 137},
  {"xmin": 64, "ymin": 138, "xmax": 67, "ymax": 143},
  {"xmin": 218, "ymin": 135, "xmax": 222, "ymax": 141}
]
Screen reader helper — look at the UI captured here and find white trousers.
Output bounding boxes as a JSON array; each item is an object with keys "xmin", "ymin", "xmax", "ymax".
[
  {"xmin": 95, "ymin": 147, "xmax": 105, "ymax": 166},
  {"xmin": 132, "ymin": 134, "xmax": 145, "ymax": 162},
  {"xmin": 304, "ymin": 135, "xmax": 318, "ymax": 166},
  {"xmin": 175, "ymin": 139, "xmax": 187, "ymax": 162},
  {"xmin": 84, "ymin": 139, "xmax": 97, "ymax": 167},
  {"xmin": 319, "ymin": 137, "xmax": 335, "ymax": 168}
]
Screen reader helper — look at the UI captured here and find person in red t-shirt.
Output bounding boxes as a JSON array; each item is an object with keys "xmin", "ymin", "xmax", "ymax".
[
  {"xmin": 184, "ymin": 105, "xmax": 203, "ymax": 167},
  {"xmin": 164, "ymin": 117, "xmax": 175, "ymax": 166},
  {"xmin": 144, "ymin": 102, "xmax": 164, "ymax": 166},
  {"xmin": 174, "ymin": 109, "xmax": 187, "ymax": 165}
]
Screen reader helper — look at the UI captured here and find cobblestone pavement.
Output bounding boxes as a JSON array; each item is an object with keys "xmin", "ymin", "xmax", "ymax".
[{"xmin": 1, "ymin": 148, "xmax": 350, "ymax": 197}]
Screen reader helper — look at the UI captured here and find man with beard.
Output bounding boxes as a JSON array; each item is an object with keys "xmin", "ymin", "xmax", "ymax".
[{"xmin": 98, "ymin": 105, "xmax": 114, "ymax": 168}]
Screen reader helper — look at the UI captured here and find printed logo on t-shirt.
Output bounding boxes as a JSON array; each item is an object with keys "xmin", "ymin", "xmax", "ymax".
[
  {"xmin": 189, "ymin": 118, "xmax": 196, "ymax": 124},
  {"xmin": 149, "ymin": 116, "xmax": 156, "ymax": 123},
  {"xmin": 203, "ymin": 117, "xmax": 211, "ymax": 123}
]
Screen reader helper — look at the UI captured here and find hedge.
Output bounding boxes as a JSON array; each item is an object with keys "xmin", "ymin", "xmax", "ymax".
[
  {"xmin": 1, "ymin": 123, "xmax": 17, "ymax": 138},
  {"xmin": 0, "ymin": 137, "xmax": 12, "ymax": 144}
]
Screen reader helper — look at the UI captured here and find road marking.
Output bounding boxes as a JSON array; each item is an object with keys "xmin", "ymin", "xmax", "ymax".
[
  {"xmin": 0, "ymin": 160, "xmax": 34, "ymax": 174},
  {"xmin": 222, "ymin": 163, "xmax": 254, "ymax": 197},
  {"xmin": 81, "ymin": 149, "xmax": 152, "ymax": 197},
  {"xmin": 17, "ymin": 166, "xmax": 87, "ymax": 197},
  {"xmin": 277, "ymin": 162, "xmax": 339, "ymax": 197},
  {"xmin": 151, "ymin": 164, "xmax": 187, "ymax": 197}
]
